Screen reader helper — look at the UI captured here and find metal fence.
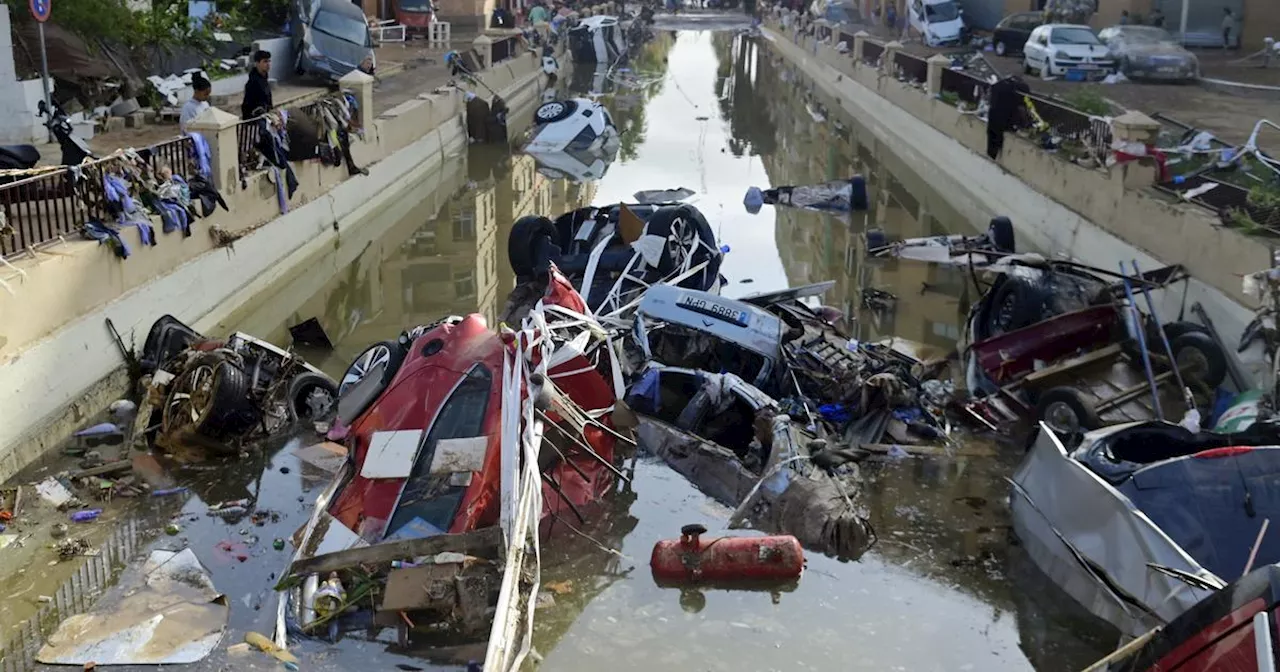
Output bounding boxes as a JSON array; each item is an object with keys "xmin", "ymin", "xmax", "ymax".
[
  {"xmin": 939, "ymin": 67, "xmax": 989, "ymax": 106},
  {"xmin": 1023, "ymin": 92, "xmax": 1114, "ymax": 159},
  {"xmin": 0, "ymin": 519, "xmax": 144, "ymax": 672},
  {"xmin": 894, "ymin": 51, "xmax": 928, "ymax": 83},
  {"xmin": 0, "ymin": 135, "xmax": 203, "ymax": 258},
  {"xmin": 1157, "ymin": 173, "xmax": 1280, "ymax": 235},
  {"xmin": 236, "ymin": 119, "xmax": 260, "ymax": 168},
  {"xmin": 491, "ymin": 35, "xmax": 522, "ymax": 65},
  {"xmin": 862, "ymin": 39, "xmax": 883, "ymax": 65}
]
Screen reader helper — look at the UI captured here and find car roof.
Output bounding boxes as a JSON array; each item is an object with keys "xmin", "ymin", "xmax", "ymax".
[
  {"xmin": 317, "ymin": 0, "xmax": 365, "ymax": 19},
  {"xmin": 1041, "ymin": 23, "xmax": 1093, "ymax": 29}
]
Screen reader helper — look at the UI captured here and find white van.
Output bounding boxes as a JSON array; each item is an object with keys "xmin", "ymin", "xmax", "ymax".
[{"xmin": 907, "ymin": 0, "xmax": 965, "ymax": 46}]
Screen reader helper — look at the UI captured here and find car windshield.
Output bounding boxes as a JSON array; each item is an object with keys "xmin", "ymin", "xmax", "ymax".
[
  {"xmin": 1119, "ymin": 26, "xmax": 1175, "ymax": 43},
  {"xmin": 1051, "ymin": 27, "xmax": 1100, "ymax": 45},
  {"xmin": 313, "ymin": 9, "xmax": 371, "ymax": 46},
  {"xmin": 825, "ymin": 6, "xmax": 855, "ymax": 23},
  {"xmin": 924, "ymin": 1, "xmax": 959, "ymax": 21}
]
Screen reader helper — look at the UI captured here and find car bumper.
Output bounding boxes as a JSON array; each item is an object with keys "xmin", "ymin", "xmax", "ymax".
[
  {"xmin": 1047, "ymin": 62, "xmax": 1115, "ymax": 79},
  {"xmin": 1124, "ymin": 65, "xmax": 1197, "ymax": 81}
]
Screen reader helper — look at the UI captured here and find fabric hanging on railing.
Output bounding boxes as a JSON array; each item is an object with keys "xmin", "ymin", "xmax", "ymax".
[
  {"xmin": 103, "ymin": 173, "xmax": 156, "ymax": 247},
  {"xmin": 186, "ymin": 174, "xmax": 229, "ymax": 218},
  {"xmin": 83, "ymin": 219, "xmax": 130, "ymax": 259},
  {"xmin": 186, "ymin": 132, "xmax": 213, "ymax": 178},
  {"xmin": 256, "ymin": 111, "xmax": 299, "ymax": 199}
]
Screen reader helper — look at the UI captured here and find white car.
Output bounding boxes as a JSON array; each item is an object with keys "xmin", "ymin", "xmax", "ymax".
[
  {"xmin": 525, "ymin": 98, "xmax": 619, "ymax": 155},
  {"xmin": 906, "ymin": 0, "xmax": 965, "ymax": 47},
  {"xmin": 1022, "ymin": 24, "xmax": 1116, "ymax": 80}
]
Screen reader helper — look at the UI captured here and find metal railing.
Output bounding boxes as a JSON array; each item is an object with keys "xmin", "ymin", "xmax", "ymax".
[
  {"xmin": 1023, "ymin": 92, "xmax": 1114, "ymax": 159},
  {"xmin": 1157, "ymin": 173, "xmax": 1280, "ymax": 235},
  {"xmin": 491, "ymin": 34, "xmax": 522, "ymax": 65},
  {"xmin": 0, "ymin": 135, "xmax": 201, "ymax": 259},
  {"xmin": 236, "ymin": 119, "xmax": 261, "ymax": 168},
  {"xmin": 0, "ymin": 519, "xmax": 143, "ymax": 672},
  {"xmin": 894, "ymin": 50, "xmax": 928, "ymax": 83},
  {"xmin": 939, "ymin": 67, "xmax": 989, "ymax": 106},
  {"xmin": 862, "ymin": 39, "xmax": 883, "ymax": 65}
]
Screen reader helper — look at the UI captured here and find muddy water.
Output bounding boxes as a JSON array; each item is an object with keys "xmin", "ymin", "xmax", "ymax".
[{"xmin": 2, "ymin": 25, "xmax": 1123, "ymax": 672}]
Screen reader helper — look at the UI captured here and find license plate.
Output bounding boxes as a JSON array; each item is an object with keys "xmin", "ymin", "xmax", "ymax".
[
  {"xmin": 1158, "ymin": 66, "xmax": 1178, "ymax": 74},
  {"xmin": 676, "ymin": 294, "xmax": 750, "ymax": 327}
]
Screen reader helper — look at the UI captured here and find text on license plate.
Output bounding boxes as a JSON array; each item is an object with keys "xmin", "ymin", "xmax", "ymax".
[{"xmin": 676, "ymin": 295, "xmax": 750, "ymax": 326}]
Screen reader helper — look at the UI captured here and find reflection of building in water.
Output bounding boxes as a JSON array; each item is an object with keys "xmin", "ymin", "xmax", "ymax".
[{"xmin": 741, "ymin": 37, "xmax": 973, "ymax": 351}]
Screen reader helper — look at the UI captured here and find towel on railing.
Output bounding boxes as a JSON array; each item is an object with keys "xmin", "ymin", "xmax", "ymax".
[
  {"xmin": 186, "ymin": 132, "xmax": 213, "ymax": 178},
  {"xmin": 255, "ymin": 114, "xmax": 298, "ymax": 199},
  {"xmin": 83, "ymin": 219, "xmax": 129, "ymax": 259},
  {"xmin": 103, "ymin": 173, "xmax": 156, "ymax": 247},
  {"xmin": 187, "ymin": 174, "xmax": 229, "ymax": 218}
]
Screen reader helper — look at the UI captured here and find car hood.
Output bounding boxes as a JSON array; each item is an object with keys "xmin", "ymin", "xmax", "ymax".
[
  {"xmin": 306, "ymin": 27, "xmax": 371, "ymax": 70},
  {"xmin": 926, "ymin": 18, "xmax": 962, "ymax": 37},
  {"xmin": 1125, "ymin": 43, "xmax": 1195, "ymax": 60},
  {"xmin": 1057, "ymin": 43, "xmax": 1110, "ymax": 58}
]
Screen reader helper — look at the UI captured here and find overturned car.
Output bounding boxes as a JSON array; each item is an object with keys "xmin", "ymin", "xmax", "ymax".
[{"xmin": 133, "ymin": 315, "xmax": 338, "ymax": 453}]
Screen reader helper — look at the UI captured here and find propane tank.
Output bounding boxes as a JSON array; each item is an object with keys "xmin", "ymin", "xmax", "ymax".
[{"xmin": 650, "ymin": 524, "xmax": 804, "ymax": 585}]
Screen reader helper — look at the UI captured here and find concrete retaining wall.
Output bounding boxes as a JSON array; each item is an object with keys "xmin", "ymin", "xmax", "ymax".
[
  {"xmin": 0, "ymin": 50, "xmax": 547, "ymax": 482},
  {"xmin": 763, "ymin": 24, "xmax": 1258, "ymax": 356}
]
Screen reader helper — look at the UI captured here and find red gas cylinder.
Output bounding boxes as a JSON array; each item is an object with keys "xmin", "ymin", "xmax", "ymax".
[{"xmin": 650, "ymin": 524, "xmax": 804, "ymax": 584}]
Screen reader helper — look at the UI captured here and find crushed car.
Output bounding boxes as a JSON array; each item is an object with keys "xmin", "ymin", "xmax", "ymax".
[
  {"xmin": 1011, "ymin": 419, "xmax": 1280, "ymax": 638},
  {"xmin": 1098, "ymin": 25, "xmax": 1200, "ymax": 81},
  {"xmin": 568, "ymin": 15, "xmax": 627, "ymax": 63},
  {"xmin": 131, "ymin": 315, "xmax": 338, "ymax": 453},
  {"xmin": 525, "ymin": 97, "xmax": 620, "ymax": 182},
  {"xmin": 272, "ymin": 268, "xmax": 626, "ymax": 669}
]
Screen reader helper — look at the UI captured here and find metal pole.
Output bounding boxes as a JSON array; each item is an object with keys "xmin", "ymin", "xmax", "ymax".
[
  {"xmin": 1178, "ymin": 0, "xmax": 1189, "ymax": 45},
  {"xmin": 37, "ymin": 21, "xmax": 51, "ymax": 143}
]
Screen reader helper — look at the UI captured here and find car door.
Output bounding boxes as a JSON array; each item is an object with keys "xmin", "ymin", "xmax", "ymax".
[{"xmin": 1024, "ymin": 26, "xmax": 1043, "ymax": 65}]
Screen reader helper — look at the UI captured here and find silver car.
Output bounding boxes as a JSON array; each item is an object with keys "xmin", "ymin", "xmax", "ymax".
[
  {"xmin": 1098, "ymin": 25, "xmax": 1200, "ymax": 81},
  {"xmin": 291, "ymin": 0, "xmax": 376, "ymax": 81}
]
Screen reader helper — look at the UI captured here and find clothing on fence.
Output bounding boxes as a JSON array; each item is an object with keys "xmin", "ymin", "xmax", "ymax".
[
  {"xmin": 255, "ymin": 110, "xmax": 299, "ymax": 198},
  {"xmin": 83, "ymin": 219, "xmax": 130, "ymax": 259},
  {"xmin": 187, "ymin": 132, "xmax": 213, "ymax": 178},
  {"xmin": 103, "ymin": 173, "xmax": 157, "ymax": 247},
  {"xmin": 187, "ymin": 174, "xmax": 229, "ymax": 217}
]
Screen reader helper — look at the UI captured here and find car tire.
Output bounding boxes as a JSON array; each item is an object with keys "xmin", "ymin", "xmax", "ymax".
[
  {"xmin": 1023, "ymin": 59, "xmax": 1032, "ymax": 75},
  {"xmin": 978, "ymin": 276, "xmax": 1048, "ymax": 340},
  {"xmin": 509, "ymin": 215, "xmax": 560, "ymax": 278},
  {"xmin": 164, "ymin": 356, "xmax": 257, "ymax": 443},
  {"xmin": 1035, "ymin": 386, "xmax": 1102, "ymax": 441},
  {"xmin": 534, "ymin": 100, "xmax": 577, "ymax": 124},
  {"xmin": 287, "ymin": 371, "xmax": 339, "ymax": 421},
  {"xmin": 995, "ymin": 41, "xmax": 1006, "ymax": 56},
  {"xmin": 986, "ymin": 216, "xmax": 1016, "ymax": 253},
  {"xmin": 1172, "ymin": 331, "xmax": 1228, "ymax": 388},
  {"xmin": 1162, "ymin": 321, "xmax": 1210, "ymax": 342}
]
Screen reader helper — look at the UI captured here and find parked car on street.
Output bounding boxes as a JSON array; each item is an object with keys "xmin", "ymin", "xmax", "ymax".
[
  {"xmin": 291, "ymin": 0, "xmax": 377, "ymax": 81},
  {"xmin": 992, "ymin": 11, "xmax": 1043, "ymax": 56},
  {"xmin": 1097, "ymin": 25, "xmax": 1200, "ymax": 81},
  {"xmin": 1023, "ymin": 24, "xmax": 1116, "ymax": 80}
]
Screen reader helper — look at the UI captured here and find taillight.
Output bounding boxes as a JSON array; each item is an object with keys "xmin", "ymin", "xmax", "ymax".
[{"xmin": 1193, "ymin": 446, "xmax": 1256, "ymax": 460}]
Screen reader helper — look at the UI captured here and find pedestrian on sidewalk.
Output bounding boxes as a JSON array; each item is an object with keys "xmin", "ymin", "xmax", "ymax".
[
  {"xmin": 180, "ymin": 75, "xmax": 212, "ymax": 133},
  {"xmin": 529, "ymin": 0, "xmax": 549, "ymax": 23},
  {"xmin": 1222, "ymin": 8, "xmax": 1235, "ymax": 50},
  {"xmin": 241, "ymin": 50, "xmax": 274, "ymax": 120}
]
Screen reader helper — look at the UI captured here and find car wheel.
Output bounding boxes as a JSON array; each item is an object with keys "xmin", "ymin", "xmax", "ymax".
[
  {"xmin": 1172, "ymin": 331, "xmax": 1228, "ymax": 388},
  {"xmin": 287, "ymin": 371, "xmax": 339, "ymax": 421},
  {"xmin": 509, "ymin": 215, "xmax": 560, "ymax": 278},
  {"xmin": 534, "ymin": 100, "xmax": 577, "ymax": 124},
  {"xmin": 986, "ymin": 216, "xmax": 1016, "ymax": 254},
  {"xmin": 1035, "ymin": 386, "xmax": 1102, "ymax": 442},
  {"xmin": 978, "ymin": 276, "xmax": 1049, "ymax": 340},
  {"xmin": 1023, "ymin": 57, "xmax": 1032, "ymax": 75},
  {"xmin": 995, "ymin": 41, "xmax": 1006, "ymax": 56}
]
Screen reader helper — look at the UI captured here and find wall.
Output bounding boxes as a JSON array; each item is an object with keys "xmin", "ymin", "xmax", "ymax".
[
  {"xmin": 764, "ymin": 24, "xmax": 1259, "ymax": 351},
  {"xmin": 0, "ymin": 6, "xmax": 49, "ymax": 144},
  {"xmin": 0, "ymin": 50, "xmax": 549, "ymax": 483}
]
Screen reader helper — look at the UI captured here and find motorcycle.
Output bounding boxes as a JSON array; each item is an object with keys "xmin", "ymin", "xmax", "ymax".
[{"xmin": 0, "ymin": 99, "xmax": 95, "ymax": 177}]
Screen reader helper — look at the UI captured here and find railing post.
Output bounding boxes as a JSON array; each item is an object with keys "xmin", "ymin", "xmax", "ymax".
[
  {"xmin": 852, "ymin": 30, "xmax": 868, "ymax": 64},
  {"xmin": 473, "ymin": 34, "xmax": 494, "ymax": 69},
  {"xmin": 881, "ymin": 40, "xmax": 903, "ymax": 75},
  {"xmin": 339, "ymin": 69, "xmax": 375, "ymax": 132},
  {"xmin": 926, "ymin": 53, "xmax": 950, "ymax": 97},
  {"xmin": 185, "ymin": 107, "xmax": 240, "ymax": 193}
]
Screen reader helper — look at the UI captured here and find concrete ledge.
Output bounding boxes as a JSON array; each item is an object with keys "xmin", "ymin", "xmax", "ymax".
[{"xmin": 762, "ymin": 23, "xmax": 1256, "ymax": 349}]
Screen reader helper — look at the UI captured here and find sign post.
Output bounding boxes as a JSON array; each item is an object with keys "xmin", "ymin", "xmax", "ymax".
[{"xmin": 29, "ymin": 0, "xmax": 52, "ymax": 142}]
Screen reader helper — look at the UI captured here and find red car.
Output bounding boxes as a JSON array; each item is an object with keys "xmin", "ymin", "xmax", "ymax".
[{"xmin": 325, "ymin": 268, "xmax": 620, "ymax": 541}]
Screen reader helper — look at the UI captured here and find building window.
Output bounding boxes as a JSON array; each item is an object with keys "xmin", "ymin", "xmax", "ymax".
[
  {"xmin": 453, "ymin": 210, "xmax": 476, "ymax": 242},
  {"xmin": 454, "ymin": 270, "xmax": 476, "ymax": 300}
]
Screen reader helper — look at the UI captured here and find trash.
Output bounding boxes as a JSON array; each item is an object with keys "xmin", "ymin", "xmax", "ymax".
[
  {"xmin": 150, "ymin": 487, "xmax": 188, "ymax": 497},
  {"xmin": 51, "ymin": 523, "xmax": 68, "ymax": 538},
  {"xmin": 650, "ymin": 524, "xmax": 804, "ymax": 585},
  {"xmin": 743, "ymin": 186, "xmax": 764, "ymax": 213},
  {"xmin": 288, "ymin": 317, "xmax": 333, "ymax": 349},
  {"xmin": 107, "ymin": 399, "xmax": 137, "ymax": 423},
  {"xmin": 69, "ymin": 509, "xmax": 102, "ymax": 523},
  {"xmin": 36, "ymin": 477, "xmax": 76, "ymax": 508},
  {"xmin": 56, "ymin": 538, "xmax": 91, "ymax": 559},
  {"xmin": 273, "ymin": 538, "xmax": 285, "ymax": 551},
  {"xmin": 632, "ymin": 187, "xmax": 695, "ymax": 203},
  {"xmin": 885, "ymin": 445, "xmax": 910, "ymax": 461},
  {"xmin": 544, "ymin": 580, "xmax": 574, "ymax": 595},
  {"xmin": 165, "ymin": 523, "xmax": 181, "ymax": 536},
  {"xmin": 245, "ymin": 632, "xmax": 298, "ymax": 666},
  {"xmin": 744, "ymin": 176, "xmax": 868, "ymax": 212},
  {"xmin": 1101, "ymin": 72, "xmax": 1128, "ymax": 84}
]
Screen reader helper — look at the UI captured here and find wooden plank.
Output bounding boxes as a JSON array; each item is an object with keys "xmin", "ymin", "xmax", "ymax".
[
  {"xmin": 379, "ymin": 564, "xmax": 460, "ymax": 612},
  {"xmin": 288, "ymin": 526, "xmax": 504, "ymax": 576},
  {"xmin": 1022, "ymin": 343, "xmax": 1124, "ymax": 387}
]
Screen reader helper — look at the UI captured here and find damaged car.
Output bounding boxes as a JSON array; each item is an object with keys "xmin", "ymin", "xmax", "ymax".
[
  {"xmin": 1011, "ymin": 419, "xmax": 1280, "ymax": 637},
  {"xmin": 1098, "ymin": 25, "xmax": 1200, "ymax": 82},
  {"xmin": 291, "ymin": 0, "xmax": 377, "ymax": 81},
  {"xmin": 133, "ymin": 315, "xmax": 339, "ymax": 453},
  {"xmin": 525, "ymin": 97, "xmax": 620, "ymax": 182},
  {"xmin": 273, "ymin": 269, "xmax": 627, "ymax": 665},
  {"xmin": 505, "ymin": 201, "xmax": 724, "ymax": 320},
  {"xmin": 567, "ymin": 15, "xmax": 627, "ymax": 63}
]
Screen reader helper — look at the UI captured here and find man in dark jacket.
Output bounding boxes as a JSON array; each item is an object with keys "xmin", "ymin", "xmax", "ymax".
[{"xmin": 241, "ymin": 50, "xmax": 273, "ymax": 119}]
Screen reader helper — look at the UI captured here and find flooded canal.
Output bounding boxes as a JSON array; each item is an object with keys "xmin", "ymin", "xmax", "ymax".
[{"xmin": 4, "ymin": 25, "xmax": 1122, "ymax": 672}]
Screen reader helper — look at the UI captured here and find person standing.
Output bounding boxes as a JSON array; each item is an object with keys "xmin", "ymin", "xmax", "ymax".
[
  {"xmin": 1222, "ymin": 8, "xmax": 1235, "ymax": 50},
  {"xmin": 241, "ymin": 50, "xmax": 273, "ymax": 119},
  {"xmin": 1119, "ymin": 10, "xmax": 1130, "ymax": 25},
  {"xmin": 180, "ymin": 75, "xmax": 212, "ymax": 133},
  {"xmin": 528, "ymin": 1, "xmax": 549, "ymax": 23},
  {"xmin": 1148, "ymin": 7, "xmax": 1164, "ymax": 27}
]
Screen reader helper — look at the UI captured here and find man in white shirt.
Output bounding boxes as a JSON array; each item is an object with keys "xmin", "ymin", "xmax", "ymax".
[{"xmin": 179, "ymin": 75, "xmax": 212, "ymax": 133}]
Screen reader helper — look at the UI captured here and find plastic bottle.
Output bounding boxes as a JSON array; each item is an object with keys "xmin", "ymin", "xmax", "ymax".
[
  {"xmin": 151, "ymin": 487, "xmax": 188, "ymax": 497},
  {"xmin": 69, "ymin": 509, "xmax": 102, "ymax": 523},
  {"xmin": 390, "ymin": 560, "xmax": 419, "ymax": 569}
]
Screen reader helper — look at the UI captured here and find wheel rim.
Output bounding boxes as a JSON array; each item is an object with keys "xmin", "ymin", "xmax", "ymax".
[
  {"xmin": 1176, "ymin": 348, "xmax": 1209, "ymax": 379},
  {"xmin": 165, "ymin": 364, "xmax": 216, "ymax": 432},
  {"xmin": 1043, "ymin": 401, "xmax": 1081, "ymax": 436},
  {"xmin": 996, "ymin": 42, "xmax": 1005, "ymax": 55},
  {"xmin": 298, "ymin": 385, "xmax": 336, "ymax": 419},
  {"xmin": 993, "ymin": 293, "xmax": 1018, "ymax": 334},
  {"xmin": 340, "ymin": 345, "xmax": 391, "ymax": 395},
  {"xmin": 537, "ymin": 102, "xmax": 565, "ymax": 120}
]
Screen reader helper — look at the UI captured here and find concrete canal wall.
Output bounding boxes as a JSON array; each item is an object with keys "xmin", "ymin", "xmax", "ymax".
[
  {"xmin": 0, "ymin": 49, "xmax": 549, "ymax": 482},
  {"xmin": 761, "ymin": 21, "xmax": 1259, "ymax": 354}
]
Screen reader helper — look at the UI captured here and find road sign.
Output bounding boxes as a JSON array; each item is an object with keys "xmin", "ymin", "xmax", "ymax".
[{"xmin": 29, "ymin": 0, "xmax": 50, "ymax": 23}]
